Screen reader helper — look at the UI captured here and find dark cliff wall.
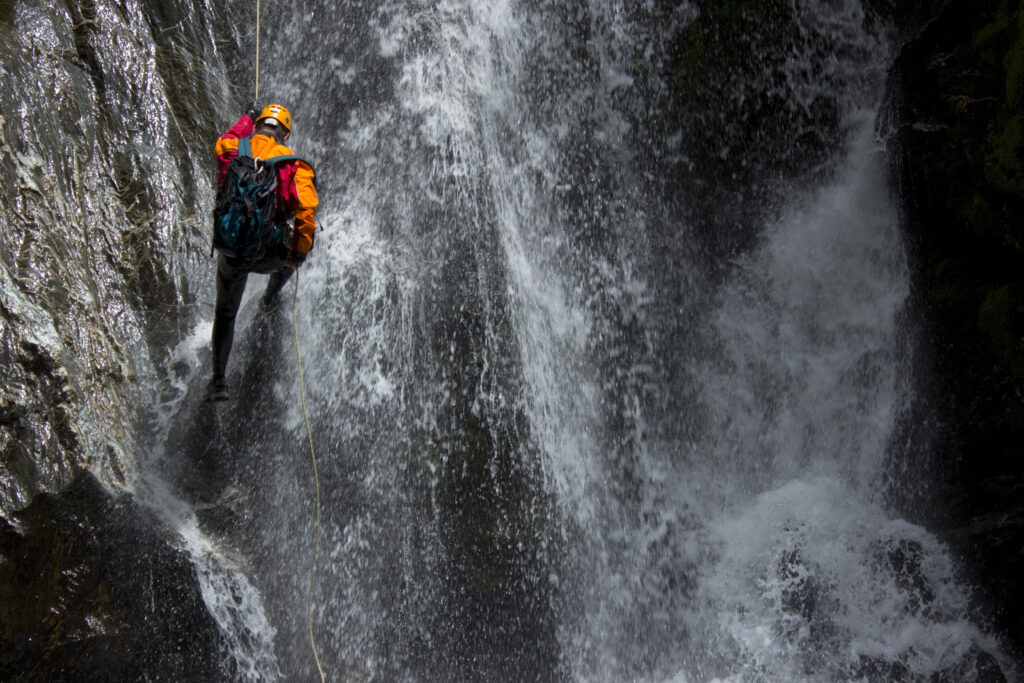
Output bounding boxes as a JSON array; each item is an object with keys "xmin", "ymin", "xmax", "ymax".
[
  {"xmin": 0, "ymin": 0, "xmax": 244, "ymax": 516},
  {"xmin": 1, "ymin": 0, "xmax": 249, "ymax": 675},
  {"xmin": 884, "ymin": 0, "xmax": 1024, "ymax": 648},
  {"xmin": 0, "ymin": 475, "xmax": 229, "ymax": 679}
]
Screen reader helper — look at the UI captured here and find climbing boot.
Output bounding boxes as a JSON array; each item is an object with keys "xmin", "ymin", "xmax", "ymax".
[
  {"xmin": 205, "ymin": 376, "xmax": 229, "ymax": 402},
  {"xmin": 258, "ymin": 291, "xmax": 279, "ymax": 311}
]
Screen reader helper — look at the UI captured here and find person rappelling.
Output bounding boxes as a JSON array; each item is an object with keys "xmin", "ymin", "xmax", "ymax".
[
  {"xmin": 200, "ymin": 3, "xmax": 327, "ymax": 679},
  {"xmin": 205, "ymin": 102, "xmax": 319, "ymax": 402}
]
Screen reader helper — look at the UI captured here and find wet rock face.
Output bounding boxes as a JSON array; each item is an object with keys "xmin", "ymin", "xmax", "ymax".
[
  {"xmin": 0, "ymin": 0, "xmax": 238, "ymax": 516},
  {"xmin": 886, "ymin": 0, "xmax": 1024, "ymax": 649},
  {"xmin": 1, "ymin": 0, "xmax": 247, "ymax": 677},
  {"xmin": 0, "ymin": 474, "xmax": 228, "ymax": 679}
]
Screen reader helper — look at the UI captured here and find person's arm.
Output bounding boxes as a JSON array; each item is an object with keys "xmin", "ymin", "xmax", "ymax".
[
  {"xmin": 286, "ymin": 161, "xmax": 318, "ymax": 262},
  {"xmin": 213, "ymin": 114, "xmax": 257, "ymax": 186}
]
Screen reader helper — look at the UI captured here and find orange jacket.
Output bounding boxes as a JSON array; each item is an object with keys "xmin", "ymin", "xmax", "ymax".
[{"xmin": 215, "ymin": 115, "xmax": 318, "ymax": 257}]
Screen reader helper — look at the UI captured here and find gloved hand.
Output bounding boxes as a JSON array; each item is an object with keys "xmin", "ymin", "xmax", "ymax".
[
  {"xmin": 245, "ymin": 100, "xmax": 260, "ymax": 123},
  {"xmin": 286, "ymin": 250, "xmax": 306, "ymax": 269}
]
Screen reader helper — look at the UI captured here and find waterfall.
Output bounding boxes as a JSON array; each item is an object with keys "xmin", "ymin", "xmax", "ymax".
[
  {"xmin": 146, "ymin": 0, "xmax": 1006, "ymax": 679},
  {"xmin": 4, "ymin": 0, "xmax": 1014, "ymax": 679}
]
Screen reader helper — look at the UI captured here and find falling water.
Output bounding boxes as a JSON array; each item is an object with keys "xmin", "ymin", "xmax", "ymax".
[{"xmin": 130, "ymin": 0, "xmax": 1018, "ymax": 680}]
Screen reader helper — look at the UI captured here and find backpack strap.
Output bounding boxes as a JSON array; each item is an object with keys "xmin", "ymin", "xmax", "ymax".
[
  {"xmin": 237, "ymin": 136, "xmax": 253, "ymax": 159},
  {"xmin": 235, "ymin": 136, "xmax": 315, "ymax": 177},
  {"xmin": 264, "ymin": 154, "xmax": 316, "ymax": 178}
]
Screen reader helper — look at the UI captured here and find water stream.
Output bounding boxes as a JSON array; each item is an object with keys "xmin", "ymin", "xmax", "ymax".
[{"xmin": 131, "ymin": 0, "xmax": 1016, "ymax": 679}]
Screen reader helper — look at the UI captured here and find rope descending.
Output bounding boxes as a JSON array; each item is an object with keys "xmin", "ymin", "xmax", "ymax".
[
  {"xmin": 293, "ymin": 272, "xmax": 326, "ymax": 683},
  {"xmin": 256, "ymin": 0, "xmax": 325, "ymax": 676},
  {"xmin": 254, "ymin": 0, "xmax": 261, "ymax": 101}
]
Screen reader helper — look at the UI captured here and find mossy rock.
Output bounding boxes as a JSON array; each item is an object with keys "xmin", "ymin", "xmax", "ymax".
[{"xmin": 978, "ymin": 283, "xmax": 1024, "ymax": 379}]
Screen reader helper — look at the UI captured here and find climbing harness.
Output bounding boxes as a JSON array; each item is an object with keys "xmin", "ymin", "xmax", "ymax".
[
  {"xmin": 293, "ymin": 271, "xmax": 325, "ymax": 682},
  {"xmin": 254, "ymin": 0, "xmax": 324, "ymax": 678}
]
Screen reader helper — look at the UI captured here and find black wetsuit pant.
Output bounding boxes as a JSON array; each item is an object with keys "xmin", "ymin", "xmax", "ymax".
[{"xmin": 211, "ymin": 251, "xmax": 293, "ymax": 381}]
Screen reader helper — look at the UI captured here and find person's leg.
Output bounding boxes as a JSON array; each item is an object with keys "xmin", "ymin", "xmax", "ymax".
[
  {"xmin": 210, "ymin": 255, "xmax": 249, "ymax": 393},
  {"xmin": 261, "ymin": 265, "xmax": 295, "ymax": 306}
]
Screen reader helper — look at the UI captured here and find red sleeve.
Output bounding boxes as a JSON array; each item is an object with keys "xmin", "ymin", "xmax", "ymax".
[
  {"xmin": 223, "ymin": 114, "xmax": 255, "ymax": 141},
  {"xmin": 278, "ymin": 161, "xmax": 318, "ymax": 256},
  {"xmin": 215, "ymin": 115, "xmax": 256, "ymax": 187},
  {"xmin": 279, "ymin": 163, "xmax": 299, "ymax": 209}
]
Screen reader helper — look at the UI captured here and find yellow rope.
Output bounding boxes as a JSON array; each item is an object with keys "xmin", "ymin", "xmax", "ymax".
[
  {"xmin": 257, "ymin": 1, "xmax": 321, "ymax": 674},
  {"xmin": 294, "ymin": 270, "xmax": 325, "ymax": 682},
  {"xmin": 254, "ymin": 0, "xmax": 261, "ymax": 102}
]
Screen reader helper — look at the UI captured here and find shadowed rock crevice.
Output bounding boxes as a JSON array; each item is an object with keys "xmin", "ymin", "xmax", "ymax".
[
  {"xmin": 0, "ymin": 474, "xmax": 228, "ymax": 680},
  {"xmin": 885, "ymin": 0, "xmax": 1024, "ymax": 652}
]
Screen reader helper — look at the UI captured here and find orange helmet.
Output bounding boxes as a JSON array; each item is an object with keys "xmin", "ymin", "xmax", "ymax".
[{"xmin": 258, "ymin": 103, "xmax": 292, "ymax": 131}]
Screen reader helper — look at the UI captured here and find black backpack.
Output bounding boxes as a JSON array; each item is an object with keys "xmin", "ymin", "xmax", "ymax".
[{"xmin": 212, "ymin": 136, "xmax": 311, "ymax": 260}]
